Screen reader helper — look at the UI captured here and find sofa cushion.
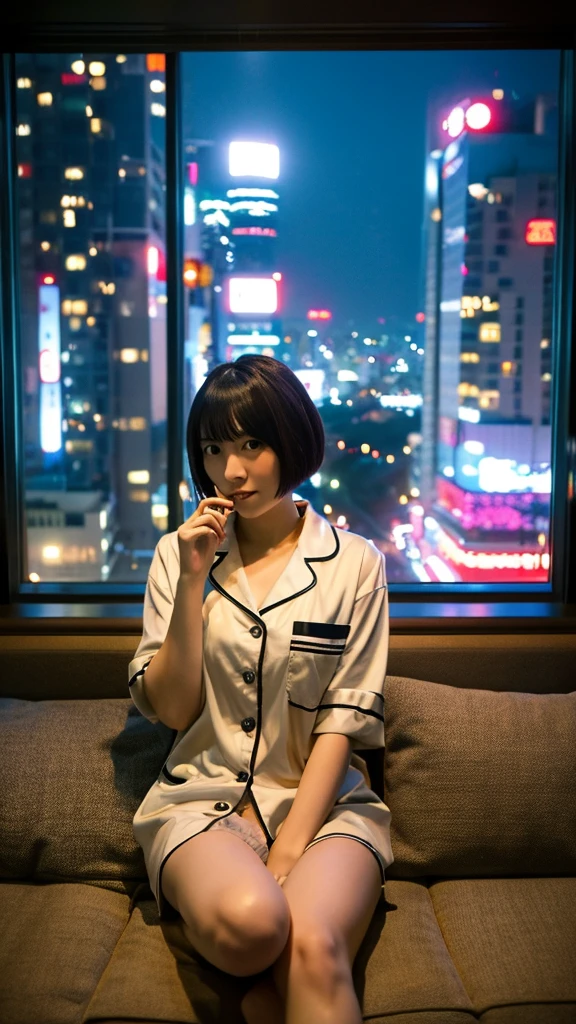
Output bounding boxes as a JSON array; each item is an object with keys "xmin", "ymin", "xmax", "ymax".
[
  {"xmin": 0, "ymin": 882, "xmax": 130, "ymax": 1024},
  {"xmin": 82, "ymin": 897, "xmax": 250, "ymax": 1024},
  {"xmin": 383, "ymin": 676, "xmax": 576, "ymax": 877},
  {"xmin": 429, "ymin": 877, "xmax": 576, "ymax": 1013},
  {"xmin": 0, "ymin": 697, "xmax": 174, "ymax": 883}
]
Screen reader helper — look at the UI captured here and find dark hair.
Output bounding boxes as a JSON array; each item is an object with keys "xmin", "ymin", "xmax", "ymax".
[{"xmin": 186, "ymin": 355, "xmax": 325, "ymax": 502}]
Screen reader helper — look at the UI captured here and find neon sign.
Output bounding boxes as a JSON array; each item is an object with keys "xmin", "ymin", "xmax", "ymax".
[{"xmin": 525, "ymin": 219, "xmax": 556, "ymax": 245}]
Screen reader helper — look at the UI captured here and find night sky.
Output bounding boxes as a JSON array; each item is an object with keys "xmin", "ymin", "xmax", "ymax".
[{"xmin": 182, "ymin": 50, "xmax": 560, "ymax": 335}]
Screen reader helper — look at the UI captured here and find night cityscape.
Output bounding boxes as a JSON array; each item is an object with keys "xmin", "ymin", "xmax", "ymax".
[{"xmin": 14, "ymin": 49, "xmax": 560, "ymax": 584}]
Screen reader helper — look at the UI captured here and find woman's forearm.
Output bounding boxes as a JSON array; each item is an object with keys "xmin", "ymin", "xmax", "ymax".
[
  {"xmin": 142, "ymin": 574, "xmax": 206, "ymax": 731},
  {"xmin": 276, "ymin": 733, "xmax": 353, "ymax": 852}
]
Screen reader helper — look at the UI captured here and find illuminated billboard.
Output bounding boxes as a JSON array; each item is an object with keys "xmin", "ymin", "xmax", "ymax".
[
  {"xmin": 228, "ymin": 277, "xmax": 278, "ymax": 314},
  {"xmin": 38, "ymin": 281, "xmax": 62, "ymax": 453},
  {"xmin": 229, "ymin": 142, "xmax": 280, "ymax": 180}
]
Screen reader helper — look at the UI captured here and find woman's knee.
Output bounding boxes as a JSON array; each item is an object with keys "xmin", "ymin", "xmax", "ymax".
[
  {"xmin": 290, "ymin": 924, "xmax": 350, "ymax": 988},
  {"xmin": 210, "ymin": 885, "xmax": 291, "ymax": 975}
]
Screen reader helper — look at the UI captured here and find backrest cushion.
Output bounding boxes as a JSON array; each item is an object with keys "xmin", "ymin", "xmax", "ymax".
[
  {"xmin": 383, "ymin": 676, "xmax": 576, "ymax": 878},
  {"xmin": 0, "ymin": 698, "xmax": 174, "ymax": 886}
]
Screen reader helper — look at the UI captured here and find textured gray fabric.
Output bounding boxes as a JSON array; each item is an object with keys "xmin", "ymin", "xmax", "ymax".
[
  {"xmin": 83, "ymin": 898, "xmax": 250, "ymax": 1024},
  {"xmin": 383, "ymin": 676, "xmax": 576, "ymax": 877},
  {"xmin": 429, "ymin": 877, "xmax": 576, "ymax": 1010},
  {"xmin": 479, "ymin": 1007, "xmax": 576, "ymax": 1023},
  {"xmin": 352, "ymin": 880, "xmax": 474, "ymax": 1017},
  {"xmin": 0, "ymin": 697, "xmax": 174, "ymax": 882},
  {"xmin": 0, "ymin": 882, "xmax": 129, "ymax": 1024}
]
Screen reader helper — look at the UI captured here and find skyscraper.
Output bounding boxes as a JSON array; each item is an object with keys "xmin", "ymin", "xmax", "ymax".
[
  {"xmin": 417, "ymin": 90, "xmax": 557, "ymax": 582},
  {"xmin": 15, "ymin": 52, "xmax": 167, "ymax": 581}
]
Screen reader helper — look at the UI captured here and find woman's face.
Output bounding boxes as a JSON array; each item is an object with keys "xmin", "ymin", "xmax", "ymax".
[{"xmin": 201, "ymin": 431, "xmax": 282, "ymax": 517}]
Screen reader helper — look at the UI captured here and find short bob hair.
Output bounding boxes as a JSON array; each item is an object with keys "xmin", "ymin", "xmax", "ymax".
[{"xmin": 186, "ymin": 355, "xmax": 325, "ymax": 502}]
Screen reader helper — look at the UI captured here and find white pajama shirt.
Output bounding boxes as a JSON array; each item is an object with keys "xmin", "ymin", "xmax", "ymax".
[{"xmin": 128, "ymin": 498, "xmax": 394, "ymax": 919}]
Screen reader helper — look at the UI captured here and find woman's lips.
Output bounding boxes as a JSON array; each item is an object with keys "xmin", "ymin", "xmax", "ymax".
[{"xmin": 233, "ymin": 491, "xmax": 256, "ymax": 501}]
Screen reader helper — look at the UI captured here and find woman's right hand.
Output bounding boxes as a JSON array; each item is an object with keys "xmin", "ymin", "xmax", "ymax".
[{"xmin": 177, "ymin": 497, "xmax": 235, "ymax": 580}]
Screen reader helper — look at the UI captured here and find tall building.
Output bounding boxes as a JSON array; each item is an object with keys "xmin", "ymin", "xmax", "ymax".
[
  {"xmin": 15, "ymin": 52, "xmax": 167, "ymax": 581},
  {"xmin": 416, "ymin": 90, "xmax": 557, "ymax": 582},
  {"xmin": 195, "ymin": 140, "xmax": 283, "ymax": 364}
]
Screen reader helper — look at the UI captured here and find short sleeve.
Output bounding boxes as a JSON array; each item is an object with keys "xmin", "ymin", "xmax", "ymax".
[
  {"xmin": 128, "ymin": 538, "xmax": 176, "ymax": 723},
  {"xmin": 311, "ymin": 542, "xmax": 388, "ymax": 750}
]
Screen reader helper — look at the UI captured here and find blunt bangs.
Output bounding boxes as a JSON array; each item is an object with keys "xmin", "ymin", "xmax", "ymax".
[{"xmin": 186, "ymin": 355, "xmax": 325, "ymax": 502}]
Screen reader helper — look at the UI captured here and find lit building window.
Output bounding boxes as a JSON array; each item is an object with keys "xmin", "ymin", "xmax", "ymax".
[
  {"xmin": 16, "ymin": 123, "xmax": 31, "ymax": 136},
  {"xmin": 98, "ymin": 281, "xmax": 116, "ymax": 295},
  {"xmin": 90, "ymin": 77, "xmax": 107, "ymax": 91},
  {"xmin": 71, "ymin": 60, "xmax": 85, "ymax": 74},
  {"xmin": 40, "ymin": 241, "xmax": 51, "ymax": 251},
  {"xmin": 61, "ymin": 299, "xmax": 88, "ymax": 315},
  {"xmin": 88, "ymin": 61, "xmax": 106, "ymax": 76},
  {"xmin": 65, "ymin": 255, "xmax": 87, "ymax": 271},
  {"xmin": 129, "ymin": 417, "xmax": 147, "ymax": 430},
  {"xmin": 64, "ymin": 167, "xmax": 84, "ymax": 180},
  {"xmin": 130, "ymin": 489, "xmax": 150, "ymax": 503},
  {"xmin": 37, "ymin": 92, "xmax": 53, "ymax": 106},
  {"xmin": 86, "ymin": 105, "xmax": 93, "ymax": 117},
  {"xmin": 63, "ymin": 209, "xmax": 76, "ymax": 227},
  {"xmin": 17, "ymin": 77, "xmax": 32, "ymax": 88},
  {"xmin": 540, "ymin": 338, "xmax": 550, "ymax": 349},
  {"xmin": 90, "ymin": 118, "xmax": 102, "ymax": 134},
  {"xmin": 127, "ymin": 470, "xmax": 150, "ymax": 484},
  {"xmin": 479, "ymin": 323, "xmax": 501, "ymax": 343},
  {"xmin": 120, "ymin": 348, "xmax": 139, "ymax": 362},
  {"xmin": 150, "ymin": 103, "xmax": 166, "ymax": 117},
  {"xmin": 478, "ymin": 390, "xmax": 500, "ymax": 409},
  {"xmin": 501, "ymin": 361, "xmax": 515, "ymax": 376},
  {"xmin": 150, "ymin": 79, "xmax": 165, "ymax": 93}
]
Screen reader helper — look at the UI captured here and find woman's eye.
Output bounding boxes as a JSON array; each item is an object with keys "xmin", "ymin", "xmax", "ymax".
[{"xmin": 203, "ymin": 439, "xmax": 261, "ymax": 456}]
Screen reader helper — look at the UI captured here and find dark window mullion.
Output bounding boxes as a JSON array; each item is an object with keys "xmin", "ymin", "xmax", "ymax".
[
  {"xmin": 0, "ymin": 53, "xmax": 26, "ymax": 605},
  {"xmin": 550, "ymin": 50, "xmax": 576, "ymax": 603},
  {"xmin": 165, "ymin": 51, "xmax": 185, "ymax": 536}
]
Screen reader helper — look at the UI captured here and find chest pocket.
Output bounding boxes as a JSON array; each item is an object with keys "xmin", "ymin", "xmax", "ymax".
[{"xmin": 286, "ymin": 620, "xmax": 350, "ymax": 708}]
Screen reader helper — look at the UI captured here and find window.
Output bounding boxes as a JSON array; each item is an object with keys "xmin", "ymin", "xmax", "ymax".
[
  {"xmin": 14, "ymin": 53, "xmax": 166, "ymax": 583},
  {"xmin": 3, "ymin": 44, "xmax": 567, "ymax": 599}
]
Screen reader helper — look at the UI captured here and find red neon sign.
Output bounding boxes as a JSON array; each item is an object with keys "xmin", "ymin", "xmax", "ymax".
[
  {"xmin": 307, "ymin": 310, "xmax": 332, "ymax": 320},
  {"xmin": 61, "ymin": 73, "xmax": 87, "ymax": 85},
  {"xmin": 525, "ymin": 219, "xmax": 556, "ymax": 245}
]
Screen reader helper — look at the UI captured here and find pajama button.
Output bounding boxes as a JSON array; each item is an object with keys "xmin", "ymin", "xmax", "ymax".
[
  {"xmin": 214, "ymin": 802, "xmax": 229, "ymax": 811},
  {"xmin": 250, "ymin": 625, "xmax": 262, "ymax": 638},
  {"xmin": 236, "ymin": 771, "xmax": 249, "ymax": 782},
  {"xmin": 241, "ymin": 717, "xmax": 256, "ymax": 732},
  {"xmin": 243, "ymin": 670, "xmax": 256, "ymax": 684}
]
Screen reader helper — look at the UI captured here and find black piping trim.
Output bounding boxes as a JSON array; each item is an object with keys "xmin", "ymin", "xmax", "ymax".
[
  {"xmin": 288, "ymin": 699, "xmax": 385, "ymax": 722},
  {"xmin": 304, "ymin": 833, "xmax": 385, "ymax": 886},
  {"xmin": 206, "ymin": 553, "xmax": 274, "ymax": 847},
  {"xmin": 290, "ymin": 641, "xmax": 345, "ymax": 654},
  {"xmin": 128, "ymin": 658, "xmax": 153, "ymax": 688},
  {"xmin": 292, "ymin": 619, "xmax": 351, "ymax": 640}
]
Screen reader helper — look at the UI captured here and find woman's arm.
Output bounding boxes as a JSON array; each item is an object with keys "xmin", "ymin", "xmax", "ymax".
[{"xmin": 275, "ymin": 733, "xmax": 353, "ymax": 853}]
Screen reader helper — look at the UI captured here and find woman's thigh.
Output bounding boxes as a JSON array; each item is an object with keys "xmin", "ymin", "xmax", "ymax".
[{"xmin": 161, "ymin": 826, "xmax": 291, "ymax": 977}]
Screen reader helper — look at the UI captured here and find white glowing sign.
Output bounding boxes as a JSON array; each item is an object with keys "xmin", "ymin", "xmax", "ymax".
[
  {"xmin": 227, "ymin": 334, "xmax": 280, "ymax": 346},
  {"xmin": 229, "ymin": 142, "xmax": 280, "ymax": 180},
  {"xmin": 293, "ymin": 369, "xmax": 324, "ymax": 403},
  {"xmin": 478, "ymin": 457, "xmax": 551, "ymax": 494},
  {"xmin": 38, "ymin": 282, "xmax": 62, "ymax": 453},
  {"xmin": 228, "ymin": 277, "xmax": 278, "ymax": 314}
]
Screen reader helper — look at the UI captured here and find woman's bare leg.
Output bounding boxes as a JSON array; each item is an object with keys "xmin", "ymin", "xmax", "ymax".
[
  {"xmin": 161, "ymin": 828, "xmax": 290, "ymax": 978},
  {"xmin": 270, "ymin": 837, "xmax": 382, "ymax": 1024}
]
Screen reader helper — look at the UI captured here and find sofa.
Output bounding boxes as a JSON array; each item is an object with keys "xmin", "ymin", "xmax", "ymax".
[{"xmin": 0, "ymin": 628, "xmax": 575, "ymax": 1024}]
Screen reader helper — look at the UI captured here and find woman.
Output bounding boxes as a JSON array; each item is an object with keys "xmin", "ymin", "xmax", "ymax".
[{"xmin": 128, "ymin": 354, "xmax": 393, "ymax": 1024}]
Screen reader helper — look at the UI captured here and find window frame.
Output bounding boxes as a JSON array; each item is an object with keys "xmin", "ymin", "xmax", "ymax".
[{"xmin": 1, "ymin": 22, "xmax": 575, "ymax": 631}]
